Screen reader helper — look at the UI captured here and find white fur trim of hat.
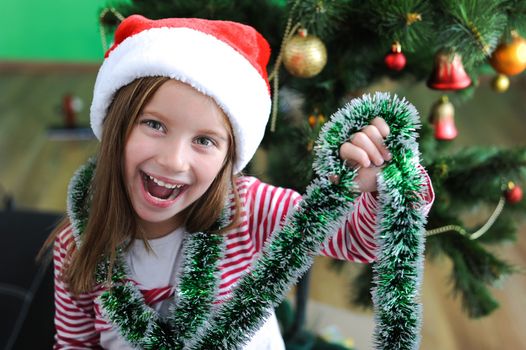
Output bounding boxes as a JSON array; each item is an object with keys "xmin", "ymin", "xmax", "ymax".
[{"xmin": 90, "ymin": 15, "xmax": 272, "ymax": 174}]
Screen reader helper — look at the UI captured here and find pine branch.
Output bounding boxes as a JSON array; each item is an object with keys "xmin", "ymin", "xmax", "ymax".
[
  {"xmin": 287, "ymin": 0, "xmax": 352, "ymax": 37},
  {"xmin": 350, "ymin": 264, "xmax": 374, "ymax": 309},
  {"xmin": 429, "ymin": 147, "xmax": 526, "ymax": 204},
  {"xmin": 107, "ymin": 0, "xmax": 526, "ymax": 324},
  {"xmin": 435, "ymin": 0, "xmax": 508, "ymax": 68},
  {"xmin": 426, "ymin": 233, "xmax": 516, "ymax": 317},
  {"xmin": 265, "ymin": 123, "xmax": 314, "ymax": 193},
  {"xmin": 447, "ymin": 238, "xmax": 515, "ymax": 317},
  {"xmin": 502, "ymin": 0, "xmax": 526, "ymax": 37},
  {"xmin": 112, "ymin": 0, "xmax": 288, "ymax": 51},
  {"xmin": 360, "ymin": 0, "xmax": 434, "ymax": 52}
]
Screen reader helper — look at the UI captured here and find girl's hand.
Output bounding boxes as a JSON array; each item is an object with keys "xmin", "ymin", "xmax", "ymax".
[{"xmin": 338, "ymin": 117, "xmax": 391, "ymax": 192}]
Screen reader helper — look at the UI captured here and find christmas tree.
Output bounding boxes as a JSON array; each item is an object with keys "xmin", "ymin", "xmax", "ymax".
[{"xmin": 100, "ymin": 0, "xmax": 526, "ymax": 347}]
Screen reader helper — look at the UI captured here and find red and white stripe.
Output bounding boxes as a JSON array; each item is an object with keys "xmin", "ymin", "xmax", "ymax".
[{"xmin": 53, "ymin": 228, "xmax": 102, "ymax": 349}]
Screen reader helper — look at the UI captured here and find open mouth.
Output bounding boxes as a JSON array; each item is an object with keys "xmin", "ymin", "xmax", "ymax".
[{"xmin": 141, "ymin": 171, "xmax": 185, "ymax": 201}]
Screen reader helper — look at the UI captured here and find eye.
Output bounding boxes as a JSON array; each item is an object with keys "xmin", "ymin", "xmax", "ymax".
[
  {"xmin": 194, "ymin": 136, "xmax": 215, "ymax": 147},
  {"xmin": 141, "ymin": 119, "xmax": 165, "ymax": 132}
]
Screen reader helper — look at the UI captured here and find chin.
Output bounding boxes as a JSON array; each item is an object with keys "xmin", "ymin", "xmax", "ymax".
[{"xmin": 133, "ymin": 204, "xmax": 182, "ymax": 231}]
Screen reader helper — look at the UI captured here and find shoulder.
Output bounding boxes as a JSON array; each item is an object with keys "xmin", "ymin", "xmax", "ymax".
[
  {"xmin": 234, "ymin": 175, "xmax": 259, "ymax": 195},
  {"xmin": 235, "ymin": 175, "xmax": 301, "ymax": 202},
  {"xmin": 54, "ymin": 221, "xmax": 77, "ymax": 254}
]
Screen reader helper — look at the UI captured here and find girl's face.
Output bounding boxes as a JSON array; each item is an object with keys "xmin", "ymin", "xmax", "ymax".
[{"xmin": 124, "ymin": 79, "xmax": 230, "ymax": 238}]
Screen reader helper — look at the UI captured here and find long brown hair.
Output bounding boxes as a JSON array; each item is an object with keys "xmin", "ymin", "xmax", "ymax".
[{"xmin": 43, "ymin": 76, "xmax": 241, "ymax": 294}]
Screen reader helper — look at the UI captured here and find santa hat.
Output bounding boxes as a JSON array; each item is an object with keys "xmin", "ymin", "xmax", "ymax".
[{"xmin": 90, "ymin": 14, "xmax": 271, "ymax": 173}]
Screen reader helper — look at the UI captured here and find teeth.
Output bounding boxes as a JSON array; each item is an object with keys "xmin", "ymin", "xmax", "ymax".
[{"xmin": 147, "ymin": 174, "xmax": 183, "ymax": 189}]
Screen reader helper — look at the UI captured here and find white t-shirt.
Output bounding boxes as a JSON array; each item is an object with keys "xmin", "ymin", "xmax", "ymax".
[{"xmin": 99, "ymin": 227, "xmax": 285, "ymax": 349}]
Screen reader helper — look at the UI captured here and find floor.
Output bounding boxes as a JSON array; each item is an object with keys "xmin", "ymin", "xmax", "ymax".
[{"xmin": 0, "ymin": 64, "xmax": 525, "ymax": 349}]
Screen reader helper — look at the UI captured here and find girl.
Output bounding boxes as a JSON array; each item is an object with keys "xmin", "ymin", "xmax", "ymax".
[{"xmin": 50, "ymin": 15, "xmax": 434, "ymax": 349}]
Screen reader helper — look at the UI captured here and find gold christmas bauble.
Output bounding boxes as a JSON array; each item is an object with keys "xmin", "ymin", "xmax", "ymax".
[
  {"xmin": 489, "ymin": 33, "xmax": 526, "ymax": 76},
  {"xmin": 491, "ymin": 74, "xmax": 510, "ymax": 92},
  {"xmin": 283, "ymin": 29, "xmax": 327, "ymax": 78}
]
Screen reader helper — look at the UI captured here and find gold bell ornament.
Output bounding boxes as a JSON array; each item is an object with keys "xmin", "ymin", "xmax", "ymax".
[
  {"xmin": 427, "ymin": 51, "xmax": 472, "ymax": 91},
  {"xmin": 429, "ymin": 95, "xmax": 457, "ymax": 141},
  {"xmin": 489, "ymin": 31, "xmax": 526, "ymax": 76},
  {"xmin": 283, "ymin": 28, "xmax": 327, "ymax": 78}
]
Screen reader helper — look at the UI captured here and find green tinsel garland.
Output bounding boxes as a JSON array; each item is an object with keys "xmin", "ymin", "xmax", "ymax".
[
  {"xmin": 68, "ymin": 159, "xmax": 228, "ymax": 349},
  {"xmin": 68, "ymin": 92, "xmax": 427, "ymax": 350}
]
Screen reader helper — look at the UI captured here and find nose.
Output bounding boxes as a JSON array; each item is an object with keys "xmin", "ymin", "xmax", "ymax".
[{"xmin": 157, "ymin": 138, "xmax": 190, "ymax": 172}]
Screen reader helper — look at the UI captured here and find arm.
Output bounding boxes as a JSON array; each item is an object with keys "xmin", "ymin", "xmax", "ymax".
[
  {"xmin": 245, "ymin": 176, "xmax": 375, "ymax": 260},
  {"xmin": 321, "ymin": 165, "xmax": 435, "ymax": 263},
  {"xmin": 332, "ymin": 117, "xmax": 434, "ymax": 262},
  {"xmin": 320, "ymin": 192, "xmax": 378, "ymax": 263},
  {"xmin": 53, "ymin": 226, "xmax": 101, "ymax": 349},
  {"xmin": 244, "ymin": 177, "xmax": 302, "ymax": 252},
  {"xmin": 244, "ymin": 173, "xmax": 434, "ymax": 262}
]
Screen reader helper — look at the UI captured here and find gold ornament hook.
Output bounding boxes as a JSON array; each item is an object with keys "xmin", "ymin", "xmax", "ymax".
[{"xmin": 99, "ymin": 8, "xmax": 125, "ymax": 53}]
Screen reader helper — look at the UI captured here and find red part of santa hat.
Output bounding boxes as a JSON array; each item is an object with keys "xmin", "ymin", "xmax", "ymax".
[{"xmin": 90, "ymin": 14, "xmax": 271, "ymax": 173}]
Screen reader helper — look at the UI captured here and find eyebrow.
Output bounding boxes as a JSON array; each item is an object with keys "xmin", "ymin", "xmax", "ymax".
[{"xmin": 199, "ymin": 129, "xmax": 229, "ymax": 142}]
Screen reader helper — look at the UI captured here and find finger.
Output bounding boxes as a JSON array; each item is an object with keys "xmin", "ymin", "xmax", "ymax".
[
  {"xmin": 361, "ymin": 125, "xmax": 391, "ymax": 161},
  {"xmin": 371, "ymin": 117, "xmax": 390, "ymax": 138},
  {"xmin": 349, "ymin": 132, "xmax": 385, "ymax": 166},
  {"xmin": 339, "ymin": 142, "xmax": 371, "ymax": 168}
]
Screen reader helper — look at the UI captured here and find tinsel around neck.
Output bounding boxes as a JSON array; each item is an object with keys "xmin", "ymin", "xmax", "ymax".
[{"xmin": 66, "ymin": 92, "xmax": 427, "ymax": 350}]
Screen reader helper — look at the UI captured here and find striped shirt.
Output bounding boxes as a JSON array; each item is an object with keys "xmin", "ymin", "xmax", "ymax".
[{"xmin": 53, "ymin": 175, "xmax": 434, "ymax": 348}]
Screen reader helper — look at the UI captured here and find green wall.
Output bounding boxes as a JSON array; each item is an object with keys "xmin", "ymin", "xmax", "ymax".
[{"xmin": 0, "ymin": 0, "xmax": 114, "ymax": 63}]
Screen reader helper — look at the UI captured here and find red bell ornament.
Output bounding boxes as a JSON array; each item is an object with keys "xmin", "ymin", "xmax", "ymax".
[
  {"xmin": 427, "ymin": 51, "xmax": 472, "ymax": 90},
  {"xmin": 429, "ymin": 95, "xmax": 457, "ymax": 141},
  {"xmin": 384, "ymin": 41, "xmax": 406, "ymax": 71}
]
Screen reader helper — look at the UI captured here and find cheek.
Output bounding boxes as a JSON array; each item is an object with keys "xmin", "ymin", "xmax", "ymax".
[
  {"xmin": 213, "ymin": 149, "xmax": 230, "ymax": 174},
  {"xmin": 199, "ymin": 153, "xmax": 228, "ymax": 183},
  {"xmin": 123, "ymin": 148, "xmax": 136, "ymax": 189},
  {"xmin": 124, "ymin": 134, "xmax": 146, "ymax": 176}
]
